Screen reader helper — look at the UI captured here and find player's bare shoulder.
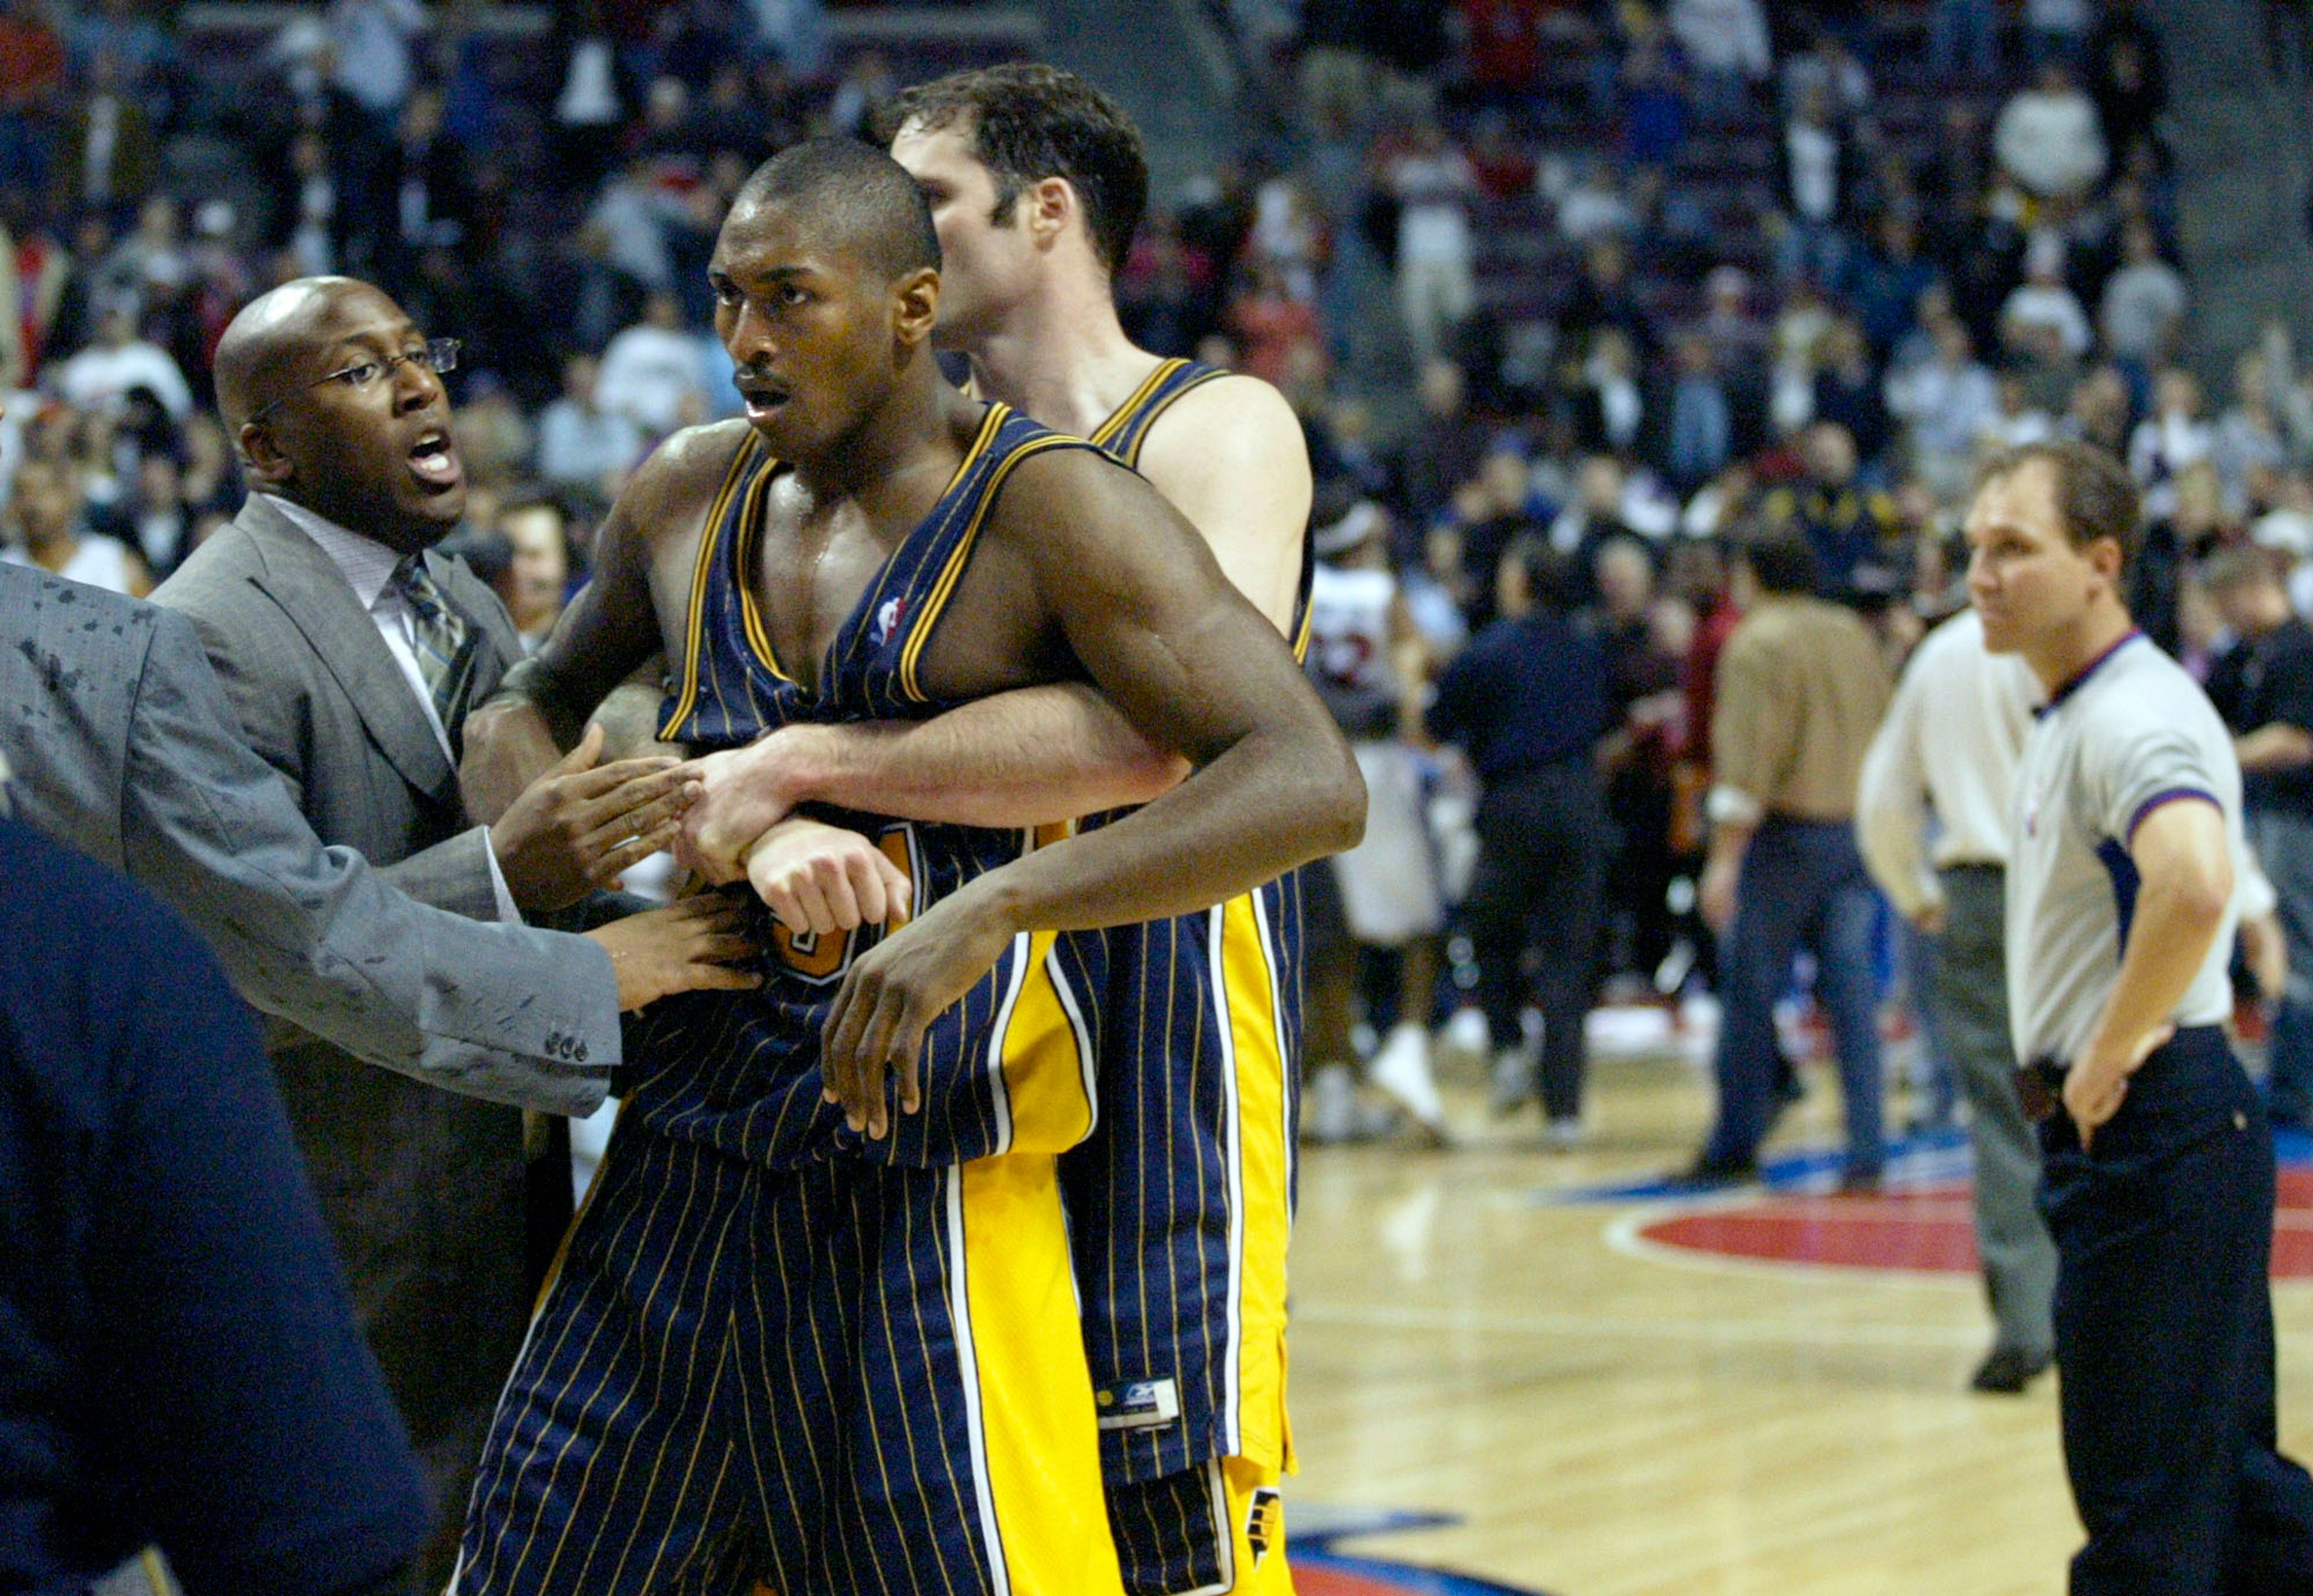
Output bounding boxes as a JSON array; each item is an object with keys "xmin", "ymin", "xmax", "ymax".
[
  {"xmin": 1129, "ymin": 372, "xmax": 1309, "ymax": 632},
  {"xmin": 1134, "ymin": 373, "xmax": 1309, "ymax": 499},
  {"xmin": 611, "ymin": 419, "xmax": 761, "ymax": 556}
]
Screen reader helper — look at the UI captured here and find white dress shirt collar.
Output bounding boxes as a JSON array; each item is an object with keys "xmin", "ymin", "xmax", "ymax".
[{"xmin": 260, "ymin": 491, "xmax": 409, "ymax": 609}]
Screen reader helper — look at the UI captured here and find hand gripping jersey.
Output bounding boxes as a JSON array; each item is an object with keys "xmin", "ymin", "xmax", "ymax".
[{"xmin": 631, "ymin": 404, "xmax": 1110, "ymax": 1170}]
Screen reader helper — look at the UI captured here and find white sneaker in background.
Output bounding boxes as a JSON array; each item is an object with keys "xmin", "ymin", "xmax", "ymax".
[
  {"xmin": 1436, "ymin": 1005, "xmax": 1492, "ymax": 1072},
  {"xmin": 1369, "ymin": 1021, "xmax": 1450, "ymax": 1144},
  {"xmin": 1542, "ymin": 1116, "xmax": 1587, "ymax": 1151}
]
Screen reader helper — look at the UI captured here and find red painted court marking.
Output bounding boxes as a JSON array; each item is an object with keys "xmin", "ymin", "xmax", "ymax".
[
  {"xmin": 1302, "ymin": 1573, "xmax": 1428, "ymax": 1595},
  {"xmin": 1641, "ymin": 1169, "xmax": 2313, "ymax": 1277}
]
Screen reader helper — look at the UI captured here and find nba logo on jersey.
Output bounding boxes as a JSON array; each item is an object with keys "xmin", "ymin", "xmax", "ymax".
[
  {"xmin": 872, "ymin": 596, "xmax": 907, "ymax": 646},
  {"xmin": 1245, "ymin": 1488, "xmax": 1282, "ymax": 1565}
]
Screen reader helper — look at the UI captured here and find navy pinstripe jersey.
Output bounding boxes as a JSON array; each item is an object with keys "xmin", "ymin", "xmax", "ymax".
[
  {"xmin": 623, "ymin": 404, "xmax": 1108, "ymax": 1171},
  {"xmin": 1059, "ymin": 358, "xmax": 1315, "ymax": 1480}
]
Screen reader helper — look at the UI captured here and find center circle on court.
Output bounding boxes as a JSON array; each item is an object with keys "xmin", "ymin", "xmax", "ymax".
[{"xmin": 1636, "ymin": 1169, "xmax": 2313, "ymax": 1276}]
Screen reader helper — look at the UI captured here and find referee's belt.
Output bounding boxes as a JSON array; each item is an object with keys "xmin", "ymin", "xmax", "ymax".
[{"xmin": 2012, "ymin": 1024, "xmax": 2224, "ymax": 1122}]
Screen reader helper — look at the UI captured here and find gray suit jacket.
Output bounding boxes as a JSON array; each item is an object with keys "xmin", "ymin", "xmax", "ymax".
[
  {"xmin": 150, "ymin": 497, "xmax": 569, "ymax": 1572},
  {"xmin": 1, "ymin": 559, "xmax": 617, "ymax": 1111},
  {"xmin": 155, "ymin": 496, "xmax": 520, "ymax": 929}
]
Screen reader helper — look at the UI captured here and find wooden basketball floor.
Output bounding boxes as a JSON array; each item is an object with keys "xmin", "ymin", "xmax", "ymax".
[{"xmin": 1281, "ymin": 1033, "xmax": 2313, "ymax": 1596}]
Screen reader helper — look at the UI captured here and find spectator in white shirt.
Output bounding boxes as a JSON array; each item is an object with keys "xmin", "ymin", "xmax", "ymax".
[
  {"xmin": 0, "ymin": 454, "xmax": 149, "ymax": 596},
  {"xmin": 534, "ymin": 354, "xmax": 643, "ymax": 499},
  {"xmin": 2130, "ymin": 367, "xmax": 2217, "ymax": 520},
  {"xmin": 327, "ymin": 0, "xmax": 424, "ymax": 125},
  {"xmin": 585, "ymin": 157, "xmax": 682, "ymax": 298},
  {"xmin": 2099, "ymin": 220, "xmax": 2188, "ymax": 368},
  {"xmin": 52, "ymin": 300, "xmax": 192, "ymax": 420},
  {"xmin": 2024, "ymin": 0, "xmax": 2093, "ymax": 70},
  {"xmin": 1888, "ymin": 317, "xmax": 2000, "ymax": 499},
  {"xmin": 1667, "ymin": 0, "xmax": 1771, "ymax": 122},
  {"xmin": 1390, "ymin": 123, "xmax": 1478, "ymax": 365},
  {"xmin": 94, "ymin": 195, "xmax": 186, "ymax": 310},
  {"xmin": 1986, "ymin": 372, "xmax": 2057, "ymax": 452},
  {"xmin": 1994, "ymin": 63, "xmax": 2108, "ymax": 199},
  {"xmin": 1555, "ymin": 158, "xmax": 1635, "ymax": 245},
  {"xmin": 595, "ymin": 292, "xmax": 715, "ymax": 438},
  {"xmin": 1777, "ymin": 83, "xmax": 1856, "ymax": 285},
  {"xmin": 2001, "ymin": 243, "xmax": 2093, "ymax": 360},
  {"xmin": 1781, "ymin": 25, "xmax": 1872, "ymax": 120},
  {"xmin": 2214, "ymin": 351, "xmax": 2289, "ymax": 514}
]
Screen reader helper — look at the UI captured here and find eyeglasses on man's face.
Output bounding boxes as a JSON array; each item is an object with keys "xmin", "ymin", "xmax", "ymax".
[{"xmin": 248, "ymin": 337, "xmax": 461, "ymax": 425}]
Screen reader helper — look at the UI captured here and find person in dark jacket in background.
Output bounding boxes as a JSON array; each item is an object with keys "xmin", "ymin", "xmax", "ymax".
[
  {"xmin": 0, "ymin": 796, "xmax": 430, "ymax": 1596},
  {"xmin": 1428, "ymin": 538, "xmax": 1614, "ymax": 1146}
]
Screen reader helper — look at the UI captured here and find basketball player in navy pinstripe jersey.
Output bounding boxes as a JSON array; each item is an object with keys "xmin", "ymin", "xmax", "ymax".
[
  {"xmin": 457, "ymin": 140, "xmax": 1359, "ymax": 1596},
  {"xmin": 682, "ymin": 67, "xmax": 1318, "ymax": 1596}
]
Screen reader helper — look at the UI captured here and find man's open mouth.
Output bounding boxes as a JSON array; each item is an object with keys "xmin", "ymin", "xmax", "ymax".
[{"xmin": 409, "ymin": 429, "xmax": 461, "ymax": 487}]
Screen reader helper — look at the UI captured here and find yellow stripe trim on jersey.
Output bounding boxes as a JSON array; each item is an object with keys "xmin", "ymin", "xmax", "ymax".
[
  {"xmin": 660, "ymin": 435, "xmax": 766, "ymax": 735},
  {"xmin": 1089, "ymin": 358, "xmax": 1184, "ymax": 450},
  {"xmin": 1222, "ymin": 890, "xmax": 1293, "ymax": 1473},
  {"xmin": 731, "ymin": 460, "xmax": 796, "ymax": 682},
  {"xmin": 1290, "ymin": 593, "xmax": 1313, "ymax": 664},
  {"xmin": 1114, "ymin": 365, "xmax": 1229, "ymax": 470},
  {"xmin": 839, "ymin": 401, "xmax": 1011, "ymax": 673},
  {"xmin": 898, "ymin": 431, "xmax": 1084, "ymax": 702},
  {"xmin": 952, "ymin": 1155, "xmax": 1128, "ymax": 1596}
]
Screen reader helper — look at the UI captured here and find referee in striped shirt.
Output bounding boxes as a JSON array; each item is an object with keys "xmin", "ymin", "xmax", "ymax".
[{"xmin": 1967, "ymin": 438, "xmax": 2313, "ymax": 1594}]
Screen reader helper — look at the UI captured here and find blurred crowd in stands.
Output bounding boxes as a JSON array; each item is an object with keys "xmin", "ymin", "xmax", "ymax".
[{"xmin": 0, "ymin": 0, "xmax": 2299, "ymax": 1144}]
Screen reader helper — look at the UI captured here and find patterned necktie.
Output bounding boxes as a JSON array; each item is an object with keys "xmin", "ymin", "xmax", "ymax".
[{"xmin": 392, "ymin": 553, "xmax": 482, "ymax": 755}]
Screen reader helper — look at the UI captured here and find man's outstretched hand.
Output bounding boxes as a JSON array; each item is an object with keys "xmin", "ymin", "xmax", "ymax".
[
  {"xmin": 584, "ymin": 894, "xmax": 763, "ymax": 1011},
  {"xmin": 493, "ymin": 723, "xmax": 701, "ymax": 912}
]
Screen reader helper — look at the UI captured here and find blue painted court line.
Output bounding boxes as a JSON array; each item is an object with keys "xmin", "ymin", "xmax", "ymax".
[
  {"xmin": 1547, "ymin": 1119, "xmax": 2313, "ymax": 1206},
  {"xmin": 1545, "ymin": 1125, "xmax": 1971, "ymax": 1205},
  {"xmin": 1294, "ymin": 1509, "xmax": 1560, "ymax": 1595}
]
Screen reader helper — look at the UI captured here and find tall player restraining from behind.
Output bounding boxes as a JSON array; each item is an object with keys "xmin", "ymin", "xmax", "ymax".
[
  {"xmin": 681, "ymin": 66, "xmax": 1326, "ymax": 1595},
  {"xmin": 454, "ymin": 140, "xmax": 1361, "ymax": 1596}
]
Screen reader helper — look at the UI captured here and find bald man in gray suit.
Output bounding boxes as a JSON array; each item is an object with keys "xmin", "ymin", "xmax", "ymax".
[{"xmin": 143, "ymin": 277, "xmax": 761, "ymax": 1585}]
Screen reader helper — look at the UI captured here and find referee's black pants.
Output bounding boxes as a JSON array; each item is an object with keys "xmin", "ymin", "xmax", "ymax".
[{"xmin": 2038, "ymin": 1026, "xmax": 2313, "ymax": 1594}]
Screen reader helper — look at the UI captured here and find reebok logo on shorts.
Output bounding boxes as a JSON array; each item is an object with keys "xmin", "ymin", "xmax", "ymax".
[{"xmin": 1095, "ymin": 1376, "xmax": 1182, "ymax": 1431}]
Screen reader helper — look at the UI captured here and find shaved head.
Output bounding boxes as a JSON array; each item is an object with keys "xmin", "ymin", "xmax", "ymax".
[
  {"xmin": 731, "ymin": 139, "xmax": 940, "ymax": 284},
  {"xmin": 211, "ymin": 275, "xmax": 467, "ymax": 552},
  {"xmin": 214, "ymin": 276, "xmax": 395, "ymax": 434}
]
